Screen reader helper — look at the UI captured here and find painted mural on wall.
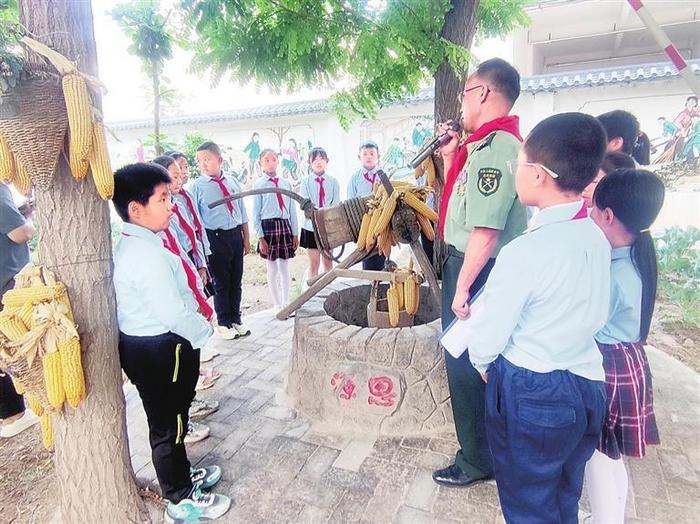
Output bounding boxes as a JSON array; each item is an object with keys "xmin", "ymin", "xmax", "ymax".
[
  {"xmin": 653, "ymin": 95, "xmax": 700, "ymax": 164},
  {"xmin": 361, "ymin": 115, "xmax": 434, "ymax": 176}
]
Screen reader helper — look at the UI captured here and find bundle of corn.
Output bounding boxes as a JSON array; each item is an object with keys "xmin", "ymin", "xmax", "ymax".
[
  {"xmin": 0, "ymin": 264, "xmax": 86, "ymax": 450},
  {"xmin": 413, "ymin": 156, "xmax": 436, "ymax": 188},
  {"xmin": 386, "ymin": 258, "xmax": 423, "ymax": 327},
  {"xmin": 356, "ymin": 180, "xmax": 437, "ymax": 256},
  {"xmin": 8, "ymin": 36, "xmax": 113, "ymax": 200}
]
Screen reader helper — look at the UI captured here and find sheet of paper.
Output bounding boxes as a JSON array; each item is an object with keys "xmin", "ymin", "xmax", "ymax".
[{"xmin": 439, "ymin": 290, "xmax": 484, "ymax": 359}]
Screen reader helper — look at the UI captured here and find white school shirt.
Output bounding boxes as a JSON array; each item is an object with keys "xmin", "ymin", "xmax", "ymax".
[
  {"xmin": 252, "ymin": 175, "xmax": 298, "ymax": 238},
  {"xmin": 595, "ymin": 246, "xmax": 643, "ymax": 344},
  {"xmin": 468, "ymin": 200, "xmax": 611, "ymax": 381},
  {"xmin": 113, "ymin": 222, "xmax": 213, "ymax": 349},
  {"xmin": 346, "ymin": 167, "xmax": 380, "ymax": 199},
  {"xmin": 299, "ymin": 172, "xmax": 340, "ymax": 231}
]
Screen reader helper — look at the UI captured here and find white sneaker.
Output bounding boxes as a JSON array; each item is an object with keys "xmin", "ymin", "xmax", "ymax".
[
  {"xmin": 214, "ymin": 325, "xmax": 237, "ymax": 340},
  {"xmin": 165, "ymin": 487, "xmax": 231, "ymax": 523},
  {"xmin": 189, "ymin": 399, "xmax": 219, "ymax": 419},
  {"xmin": 0, "ymin": 409, "xmax": 39, "ymax": 438},
  {"xmin": 231, "ymin": 323, "xmax": 251, "ymax": 338},
  {"xmin": 183, "ymin": 421, "xmax": 210, "ymax": 444}
]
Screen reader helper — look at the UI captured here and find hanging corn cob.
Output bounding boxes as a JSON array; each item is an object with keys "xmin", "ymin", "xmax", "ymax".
[
  {"xmin": 387, "ymin": 285, "xmax": 400, "ymax": 328},
  {"xmin": 0, "ymin": 264, "xmax": 87, "ymax": 450},
  {"xmin": 88, "ymin": 121, "xmax": 114, "ymax": 200},
  {"xmin": 0, "ymin": 133, "xmax": 15, "ymax": 183},
  {"xmin": 63, "ymin": 73, "xmax": 94, "ymax": 180}
]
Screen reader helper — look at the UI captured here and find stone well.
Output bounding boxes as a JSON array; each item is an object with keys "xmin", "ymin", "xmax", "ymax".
[{"xmin": 286, "ymin": 280, "xmax": 453, "ymax": 436}]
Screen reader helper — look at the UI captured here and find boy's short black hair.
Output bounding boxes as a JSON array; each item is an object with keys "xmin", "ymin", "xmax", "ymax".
[
  {"xmin": 524, "ymin": 112, "xmax": 607, "ymax": 193},
  {"xmin": 596, "ymin": 110, "xmax": 640, "ymax": 155},
  {"xmin": 197, "ymin": 141, "xmax": 222, "ymax": 157},
  {"xmin": 113, "ymin": 163, "xmax": 171, "ymax": 223},
  {"xmin": 474, "ymin": 58, "xmax": 521, "ymax": 106},
  {"xmin": 308, "ymin": 147, "xmax": 329, "ymax": 163},
  {"xmin": 686, "ymin": 95, "xmax": 698, "ymax": 105},
  {"xmin": 359, "ymin": 140, "xmax": 379, "ymax": 152},
  {"xmin": 152, "ymin": 155, "xmax": 176, "ymax": 170},
  {"xmin": 601, "ymin": 151, "xmax": 636, "ymax": 176}
]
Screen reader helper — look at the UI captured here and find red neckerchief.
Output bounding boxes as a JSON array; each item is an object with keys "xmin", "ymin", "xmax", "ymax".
[
  {"xmin": 363, "ymin": 171, "xmax": 376, "ymax": 185},
  {"xmin": 171, "ymin": 204, "xmax": 198, "ymax": 255},
  {"xmin": 161, "ymin": 229, "xmax": 213, "ymax": 320},
  {"xmin": 438, "ymin": 115, "xmax": 523, "ymax": 236},
  {"xmin": 315, "ymin": 175, "xmax": 326, "ymax": 207},
  {"xmin": 179, "ymin": 190, "xmax": 205, "ymax": 244},
  {"xmin": 268, "ymin": 176, "xmax": 285, "ymax": 210},
  {"xmin": 210, "ymin": 175, "xmax": 235, "ymax": 215}
]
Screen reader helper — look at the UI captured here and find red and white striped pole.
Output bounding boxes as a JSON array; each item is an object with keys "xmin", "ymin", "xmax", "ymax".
[{"xmin": 626, "ymin": 0, "xmax": 700, "ymax": 96}]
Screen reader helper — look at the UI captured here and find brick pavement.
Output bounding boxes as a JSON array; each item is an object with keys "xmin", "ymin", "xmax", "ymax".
[{"xmin": 125, "ymin": 309, "xmax": 700, "ymax": 523}]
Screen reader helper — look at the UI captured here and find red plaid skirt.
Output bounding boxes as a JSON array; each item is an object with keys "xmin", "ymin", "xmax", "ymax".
[
  {"xmin": 258, "ymin": 218, "xmax": 296, "ymax": 261},
  {"xmin": 597, "ymin": 341, "xmax": 660, "ymax": 459}
]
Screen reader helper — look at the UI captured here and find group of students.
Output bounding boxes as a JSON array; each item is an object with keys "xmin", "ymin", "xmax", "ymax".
[{"xmin": 110, "ymin": 96, "xmax": 665, "ymax": 522}]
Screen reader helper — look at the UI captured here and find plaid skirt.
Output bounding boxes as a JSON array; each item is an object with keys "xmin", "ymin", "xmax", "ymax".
[
  {"xmin": 258, "ymin": 218, "xmax": 295, "ymax": 261},
  {"xmin": 597, "ymin": 341, "xmax": 660, "ymax": 459}
]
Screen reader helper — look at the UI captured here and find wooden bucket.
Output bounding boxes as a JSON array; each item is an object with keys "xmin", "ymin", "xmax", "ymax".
[{"xmin": 312, "ymin": 196, "xmax": 371, "ymax": 251}]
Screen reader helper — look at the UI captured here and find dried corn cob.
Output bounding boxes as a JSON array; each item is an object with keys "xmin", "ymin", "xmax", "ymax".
[
  {"xmin": 13, "ymin": 155, "xmax": 32, "ymax": 195},
  {"xmin": 59, "ymin": 337, "xmax": 86, "ymax": 408},
  {"xmin": 416, "ymin": 212, "xmax": 435, "ymax": 241},
  {"xmin": 17, "ymin": 301, "xmax": 34, "ymax": 329},
  {"xmin": 40, "ymin": 413, "xmax": 53, "ymax": 450},
  {"xmin": 88, "ymin": 121, "xmax": 114, "ymax": 200},
  {"xmin": 26, "ymin": 392, "xmax": 44, "ymax": 416},
  {"xmin": 357, "ymin": 211, "xmax": 372, "ymax": 251},
  {"xmin": 402, "ymin": 191, "xmax": 438, "ymax": 222},
  {"xmin": 0, "ymin": 313, "xmax": 28, "ymax": 341},
  {"xmin": 63, "ymin": 73, "xmax": 93, "ymax": 180},
  {"xmin": 404, "ymin": 274, "xmax": 420, "ymax": 315},
  {"xmin": 387, "ymin": 285, "xmax": 400, "ymax": 327},
  {"xmin": 395, "ymin": 279, "xmax": 405, "ymax": 310},
  {"xmin": 43, "ymin": 351, "xmax": 65, "ymax": 410},
  {"xmin": 1, "ymin": 283, "xmax": 65, "ymax": 308},
  {"xmin": 0, "ymin": 133, "xmax": 15, "ymax": 183},
  {"xmin": 371, "ymin": 191, "xmax": 399, "ymax": 238}
]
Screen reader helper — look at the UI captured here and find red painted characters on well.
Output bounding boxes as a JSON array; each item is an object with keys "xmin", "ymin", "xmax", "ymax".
[
  {"xmin": 330, "ymin": 372, "xmax": 357, "ymax": 401},
  {"xmin": 368, "ymin": 376, "xmax": 396, "ymax": 407}
]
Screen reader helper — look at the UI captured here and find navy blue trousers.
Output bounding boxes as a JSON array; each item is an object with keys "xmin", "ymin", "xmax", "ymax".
[{"xmin": 485, "ymin": 356, "xmax": 605, "ymax": 524}]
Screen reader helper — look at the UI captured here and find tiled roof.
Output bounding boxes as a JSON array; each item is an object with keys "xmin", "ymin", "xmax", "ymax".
[
  {"xmin": 109, "ymin": 60, "xmax": 700, "ymax": 130},
  {"xmin": 522, "ymin": 59, "xmax": 700, "ymax": 93}
]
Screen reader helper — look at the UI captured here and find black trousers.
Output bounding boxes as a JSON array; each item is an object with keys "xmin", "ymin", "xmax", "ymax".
[
  {"xmin": 0, "ymin": 278, "xmax": 24, "ymax": 419},
  {"xmin": 119, "ymin": 332, "xmax": 200, "ymax": 503},
  {"xmin": 441, "ymin": 245, "xmax": 496, "ymax": 478},
  {"xmin": 420, "ymin": 232, "xmax": 434, "ymax": 268},
  {"xmin": 362, "ymin": 253, "xmax": 386, "ymax": 271},
  {"xmin": 206, "ymin": 226, "xmax": 244, "ymax": 326}
]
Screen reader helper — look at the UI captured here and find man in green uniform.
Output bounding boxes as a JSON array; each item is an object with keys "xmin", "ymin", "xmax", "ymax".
[{"xmin": 433, "ymin": 58, "xmax": 527, "ymax": 487}]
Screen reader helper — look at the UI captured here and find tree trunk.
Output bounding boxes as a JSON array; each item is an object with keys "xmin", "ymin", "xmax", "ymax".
[
  {"xmin": 18, "ymin": 1, "xmax": 149, "ymax": 522},
  {"xmin": 432, "ymin": 0, "xmax": 480, "ymax": 272},
  {"xmin": 153, "ymin": 59, "xmax": 161, "ymax": 155}
]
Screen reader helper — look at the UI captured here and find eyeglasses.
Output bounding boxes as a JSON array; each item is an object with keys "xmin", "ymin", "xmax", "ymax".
[
  {"xmin": 507, "ymin": 160, "xmax": 560, "ymax": 179},
  {"xmin": 457, "ymin": 85, "xmax": 487, "ymax": 104}
]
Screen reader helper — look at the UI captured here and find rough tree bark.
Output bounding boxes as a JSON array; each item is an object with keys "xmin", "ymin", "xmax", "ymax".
[
  {"xmin": 432, "ymin": 0, "xmax": 480, "ymax": 272},
  {"xmin": 18, "ymin": 1, "xmax": 149, "ymax": 522}
]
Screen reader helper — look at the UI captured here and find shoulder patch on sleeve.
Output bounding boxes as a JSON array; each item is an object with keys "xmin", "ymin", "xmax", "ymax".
[{"xmin": 477, "ymin": 167, "xmax": 502, "ymax": 196}]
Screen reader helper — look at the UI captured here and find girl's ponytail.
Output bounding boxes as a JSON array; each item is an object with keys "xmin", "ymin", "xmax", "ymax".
[
  {"xmin": 593, "ymin": 169, "xmax": 665, "ymax": 343},
  {"xmin": 632, "ymin": 230, "xmax": 658, "ymax": 342}
]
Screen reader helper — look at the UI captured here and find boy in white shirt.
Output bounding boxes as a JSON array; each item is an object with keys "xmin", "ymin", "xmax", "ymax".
[
  {"xmin": 466, "ymin": 113, "xmax": 610, "ymax": 523},
  {"xmin": 113, "ymin": 163, "xmax": 230, "ymax": 522}
]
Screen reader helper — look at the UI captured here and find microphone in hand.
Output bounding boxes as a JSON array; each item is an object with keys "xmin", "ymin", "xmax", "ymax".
[{"xmin": 409, "ymin": 121, "xmax": 460, "ymax": 169}]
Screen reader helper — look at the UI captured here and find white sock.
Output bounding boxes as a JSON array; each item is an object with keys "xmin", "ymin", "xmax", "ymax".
[
  {"xmin": 265, "ymin": 259, "xmax": 281, "ymax": 307},
  {"xmin": 585, "ymin": 450, "xmax": 628, "ymax": 523},
  {"xmin": 276, "ymin": 258, "xmax": 290, "ymax": 304}
]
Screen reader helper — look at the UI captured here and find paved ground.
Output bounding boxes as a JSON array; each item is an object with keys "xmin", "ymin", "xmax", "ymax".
[{"xmin": 125, "ymin": 308, "xmax": 700, "ymax": 523}]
